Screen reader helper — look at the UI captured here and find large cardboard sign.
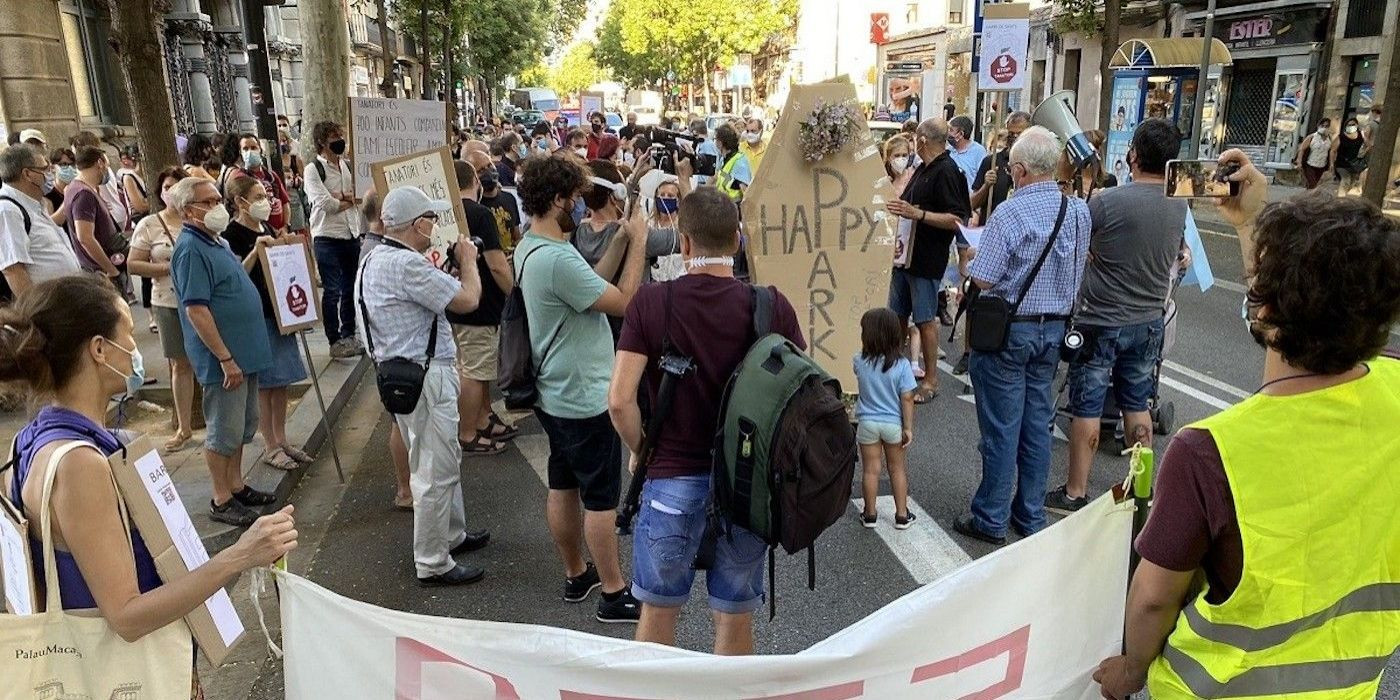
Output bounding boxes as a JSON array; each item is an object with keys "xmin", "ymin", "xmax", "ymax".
[
  {"xmin": 278, "ymin": 495, "xmax": 1131, "ymax": 699},
  {"xmin": 0, "ymin": 493, "xmax": 34, "ymax": 615},
  {"xmin": 370, "ymin": 147, "xmax": 469, "ymax": 268},
  {"xmin": 979, "ymin": 4, "xmax": 1031, "ymax": 91},
  {"xmin": 349, "ymin": 97, "xmax": 450, "ymax": 193},
  {"xmin": 258, "ymin": 237, "xmax": 322, "ymax": 335},
  {"xmin": 744, "ymin": 80, "xmax": 898, "ymax": 388},
  {"xmin": 110, "ymin": 437, "xmax": 245, "ymax": 664}
]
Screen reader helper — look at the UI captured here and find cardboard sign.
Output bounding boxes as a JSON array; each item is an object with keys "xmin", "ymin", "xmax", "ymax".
[
  {"xmin": 0, "ymin": 493, "xmax": 34, "ymax": 615},
  {"xmin": 744, "ymin": 80, "xmax": 898, "ymax": 389},
  {"xmin": 370, "ymin": 147, "xmax": 469, "ymax": 268},
  {"xmin": 979, "ymin": 4, "xmax": 1031, "ymax": 91},
  {"xmin": 348, "ymin": 97, "xmax": 450, "ymax": 193},
  {"xmin": 259, "ymin": 237, "xmax": 323, "ymax": 335},
  {"xmin": 110, "ymin": 438, "xmax": 245, "ymax": 664}
]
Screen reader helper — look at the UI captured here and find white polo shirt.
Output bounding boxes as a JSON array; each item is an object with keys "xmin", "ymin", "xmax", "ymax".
[{"xmin": 0, "ymin": 184, "xmax": 81, "ymax": 284}]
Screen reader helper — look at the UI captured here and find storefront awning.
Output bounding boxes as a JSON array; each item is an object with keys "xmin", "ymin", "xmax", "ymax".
[{"xmin": 1110, "ymin": 38, "xmax": 1233, "ymax": 69}]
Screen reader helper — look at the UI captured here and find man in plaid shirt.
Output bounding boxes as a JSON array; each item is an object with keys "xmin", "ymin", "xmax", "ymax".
[{"xmin": 954, "ymin": 126, "xmax": 1091, "ymax": 546}]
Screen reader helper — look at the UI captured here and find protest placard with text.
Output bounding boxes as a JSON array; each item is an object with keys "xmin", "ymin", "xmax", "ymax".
[
  {"xmin": 258, "ymin": 237, "xmax": 322, "ymax": 335},
  {"xmin": 349, "ymin": 97, "xmax": 450, "ymax": 194},
  {"xmin": 370, "ymin": 147, "xmax": 469, "ymax": 269}
]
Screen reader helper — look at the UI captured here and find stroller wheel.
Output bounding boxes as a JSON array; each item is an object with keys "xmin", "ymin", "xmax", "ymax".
[{"xmin": 1154, "ymin": 402, "xmax": 1175, "ymax": 436}]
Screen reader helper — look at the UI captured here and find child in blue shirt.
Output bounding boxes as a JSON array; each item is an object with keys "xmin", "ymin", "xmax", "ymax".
[{"xmin": 853, "ymin": 308, "xmax": 918, "ymax": 529}]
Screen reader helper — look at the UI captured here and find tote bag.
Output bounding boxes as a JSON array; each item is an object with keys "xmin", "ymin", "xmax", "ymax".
[{"xmin": 0, "ymin": 441, "xmax": 192, "ymax": 698}]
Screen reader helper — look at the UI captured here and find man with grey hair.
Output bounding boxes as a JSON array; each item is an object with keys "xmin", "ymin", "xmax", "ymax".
[
  {"xmin": 0, "ymin": 144, "xmax": 79, "ymax": 296},
  {"xmin": 885, "ymin": 116, "xmax": 972, "ymax": 401},
  {"xmin": 953, "ymin": 125, "xmax": 1091, "ymax": 546},
  {"xmin": 971, "ymin": 110, "xmax": 1033, "ymax": 223}
]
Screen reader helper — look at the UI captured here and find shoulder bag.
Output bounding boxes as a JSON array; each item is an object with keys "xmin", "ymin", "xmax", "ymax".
[
  {"xmin": 358, "ymin": 244, "xmax": 439, "ymax": 415},
  {"xmin": 966, "ymin": 195, "xmax": 1068, "ymax": 353}
]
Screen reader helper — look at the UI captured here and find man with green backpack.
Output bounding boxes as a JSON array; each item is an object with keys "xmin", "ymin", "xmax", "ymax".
[{"xmin": 610, "ymin": 187, "xmax": 854, "ymax": 654}]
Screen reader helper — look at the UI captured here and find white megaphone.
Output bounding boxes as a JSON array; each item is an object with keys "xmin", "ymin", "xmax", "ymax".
[{"xmin": 1033, "ymin": 90, "xmax": 1098, "ymax": 170}]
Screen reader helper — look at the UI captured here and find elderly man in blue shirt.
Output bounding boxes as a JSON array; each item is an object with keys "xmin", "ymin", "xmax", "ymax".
[{"xmin": 954, "ymin": 125, "xmax": 1091, "ymax": 546}]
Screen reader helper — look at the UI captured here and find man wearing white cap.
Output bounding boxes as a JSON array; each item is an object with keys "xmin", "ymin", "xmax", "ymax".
[
  {"xmin": 18, "ymin": 130, "xmax": 47, "ymax": 149},
  {"xmin": 357, "ymin": 185, "xmax": 491, "ymax": 586}
]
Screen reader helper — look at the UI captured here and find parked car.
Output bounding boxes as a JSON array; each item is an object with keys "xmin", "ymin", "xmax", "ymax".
[
  {"xmin": 512, "ymin": 109, "xmax": 545, "ymax": 128},
  {"xmin": 605, "ymin": 112, "xmax": 624, "ymax": 131},
  {"xmin": 867, "ymin": 120, "xmax": 904, "ymax": 143}
]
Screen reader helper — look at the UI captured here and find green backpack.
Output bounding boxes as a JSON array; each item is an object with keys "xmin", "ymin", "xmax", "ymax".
[{"xmin": 704, "ymin": 286, "xmax": 857, "ymax": 617}]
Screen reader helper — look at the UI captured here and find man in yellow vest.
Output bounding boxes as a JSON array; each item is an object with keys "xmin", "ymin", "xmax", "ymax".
[
  {"xmin": 711, "ymin": 124, "xmax": 752, "ymax": 204},
  {"xmin": 1093, "ymin": 148, "xmax": 1400, "ymax": 698}
]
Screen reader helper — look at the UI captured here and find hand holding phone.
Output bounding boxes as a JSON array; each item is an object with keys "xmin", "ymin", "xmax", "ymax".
[{"xmin": 1165, "ymin": 159, "xmax": 1240, "ymax": 198}]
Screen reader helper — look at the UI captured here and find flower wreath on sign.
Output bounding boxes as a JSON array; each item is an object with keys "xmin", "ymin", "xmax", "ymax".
[{"xmin": 798, "ymin": 99, "xmax": 861, "ymax": 162}]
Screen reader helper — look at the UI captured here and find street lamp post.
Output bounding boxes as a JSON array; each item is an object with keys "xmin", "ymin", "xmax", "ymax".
[{"xmin": 1188, "ymin": 0, "xmax": 1217, "ymax": 156}]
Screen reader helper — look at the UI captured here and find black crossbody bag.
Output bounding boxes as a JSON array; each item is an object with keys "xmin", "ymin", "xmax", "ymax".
[
  {"xmin": 967, "ymin": 195, "xmax": 1068, "ymax": 353},
  {"xmin": 358, "ymin": 241, "xmax": 440, "ymax": 415}
]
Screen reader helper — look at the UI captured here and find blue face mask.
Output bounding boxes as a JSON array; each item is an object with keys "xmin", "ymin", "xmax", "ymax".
[
  {"xmin": 516, "ymin": 144, "xmax": 529, "ymax": 159},
  {"xmin": 654, "ymin": 196, "xmax": 679, "ymax": 215},
  {"xmin": 243, "ymin": 150, "xmax": 264, "ymax": 170},
  {"xmin": 102, "ymin": 337, "xmax": 146, "ymax": 398},
  {"xmin": 57, "ymin": 165, "xmax": 78, "ymax": 182}
]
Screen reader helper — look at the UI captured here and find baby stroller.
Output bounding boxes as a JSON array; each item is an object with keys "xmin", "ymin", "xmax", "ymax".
[{"xmin": 1052, "ymin": 274, "xmax": 1181, "ymax": 449}]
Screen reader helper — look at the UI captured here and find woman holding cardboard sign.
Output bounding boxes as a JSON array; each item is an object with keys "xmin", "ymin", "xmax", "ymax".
[
  {"xmin": 224, "ymin": 176, "xmax": 311, "ymax": 472},
  {"xmin": 0, "ymin": 276, "xmax": 296, "ymax": 693}
]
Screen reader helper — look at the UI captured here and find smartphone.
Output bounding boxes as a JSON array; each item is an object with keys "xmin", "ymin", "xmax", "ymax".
[{"xmin": 1165, "ymin": 159, "xmax": 1240, "ymax": 198}]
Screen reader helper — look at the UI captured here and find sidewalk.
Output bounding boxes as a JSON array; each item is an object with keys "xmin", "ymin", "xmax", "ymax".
[
  {"xmin": 1191, "ymin": 180, "xmax": 1400, "ymax": 231},
  {"xmin": 0, "ymin": 317, "xmax": 369, "ymax": 552}
]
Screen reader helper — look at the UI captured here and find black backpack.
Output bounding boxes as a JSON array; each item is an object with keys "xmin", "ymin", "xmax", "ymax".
[{"xmin": 497, "ymin": 245, "xmax": 564, "ymax": 410}]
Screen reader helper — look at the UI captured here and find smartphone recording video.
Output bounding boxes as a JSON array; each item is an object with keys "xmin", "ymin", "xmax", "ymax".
[{"xmin": 1165, "ymin": 159, "xmax": 1240, "ymax": 198}]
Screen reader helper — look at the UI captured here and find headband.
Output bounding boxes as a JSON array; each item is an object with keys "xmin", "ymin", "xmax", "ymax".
[{"xmin": 589, "ymin": 176, "xmax": 627, "ymax": 202}]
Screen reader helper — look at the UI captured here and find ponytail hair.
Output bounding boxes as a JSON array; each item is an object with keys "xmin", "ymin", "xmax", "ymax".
[{"xmin": 0, "ymin": 276, "xmax": 123, "ymax": 397}]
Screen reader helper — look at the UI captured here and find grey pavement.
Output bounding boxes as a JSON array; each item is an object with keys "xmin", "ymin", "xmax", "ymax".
[{"xmin": 199, "ymin": 221, "xmax": 1395, "ymax": 696}]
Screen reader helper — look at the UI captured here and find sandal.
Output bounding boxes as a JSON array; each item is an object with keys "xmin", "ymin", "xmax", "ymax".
[
  {"xmin": 262, "ymin": 447, "xmax": 300, "ymax": 471},
  {"xmin": 483, "ymin": 413, "xmax": 519, "ymax": 441},
  {"xmin": 459, "ymin": 433, "xmax": 507, "ymax": 456},
  {"xmin": 164, "ymin": 432, "xmax": 192, "ymax": 453},
  {"xmin": 393, "ymin": 493, "xmax": 414, "ymax": 511},
  {"xmin": 282, "ymin": 445, "xmax": 314, "ymax": 464},
  {"xmin": 913, "ymin": 385, "xmax": 939, "ymax": 404}
]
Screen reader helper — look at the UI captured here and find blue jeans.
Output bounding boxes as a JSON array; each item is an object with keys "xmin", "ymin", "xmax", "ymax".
[
  {"xmin": 969, "ymin": 320, "xmax": 1063, "ymax": 537},
  {"xmin": 313, "ymin": 237, "xmax": 360, "ymax": 344},
  {"xmin": 1067, "ymin": 319, "xmax": 1164, "ymax": 418}
]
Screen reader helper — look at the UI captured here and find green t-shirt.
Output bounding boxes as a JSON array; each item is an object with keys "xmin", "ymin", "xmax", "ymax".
[{"xmin": 514, "ymin": 233, "xmax": 612, "ymax": 419}]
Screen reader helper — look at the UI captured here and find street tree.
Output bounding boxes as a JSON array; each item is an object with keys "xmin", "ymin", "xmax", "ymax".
[
  {"xmin": 105, "ymin": 0, "xmax": 179, "ymax": 172},
  {"xmin": 1361, "ymin": 29, "xmax": 1400, "ymax": 206},
  {"xmin": 1051, "ymin": 0, "xmax": 1118, "ymax": 128},
  {"xmin": 548, "ymin": 42, "xmax": 606, "ymax": 98},
  {"xmin": 301, "ymin": 0, "xmax": 351, "ymax": 160}
]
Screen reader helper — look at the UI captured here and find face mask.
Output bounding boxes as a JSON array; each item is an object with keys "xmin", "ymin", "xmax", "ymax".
[
  {"xmin": 890, "ymin": 158, "xmax": 909, "ymax": 175},
  {"xmin": 31, "ymin": 168, "xmax": 55, "ymax": 194},
  {"xmin": 1318, "ymin": 127, "xmax": 1328, "ymax": 135},
  {"xmin": 200, "ymin": 203, "xmax": 230, "ymax": 234},
  {"xmin": 654, "ymin": 196, "xmax": 679, "ymax": 214},
  {"xmin": 556, "ymin": 200, "xmax": 578, "ymax": 234},
  {"xmin": 479, "ymin": 169, "xmax": 499, "ymax": 191},
  {"xmin": 744, "ymin": 131, "xmax": 762, "ymax": 145},
  {"xmin": 57, "ymin": 165, "xmax": 78, "ymax": 182},
  {"xmin": 242, "ymin": 150, "xmax": 264, "ymax": 170},
  {"xmin": 515, "ymin": 144, "xmax": 528, "ymax": 159},
  {"xmin": 247, "ymin": 198, "xmax": 272, "ymax": 221},
  {"xmin": 573, "ymin": 146, "xmax": 588, "ymax": 158},
  {"xmin": 329, "ymin": 139, "xmax": 347, "ymax": 155},
  {"xmin": 535, "ymin": 138, "xmax": 549, "ymax": 150},
  {"xmin": 102, "ymin": 337, "xmax": 145, "ymax": 398},
  {"xmin": 592, "ymin": 123, "xmax": 604, "ymax": 133},
  {"xmin": 1346, "ymin": 125, "xmax": 1359, "ymax": 135}
]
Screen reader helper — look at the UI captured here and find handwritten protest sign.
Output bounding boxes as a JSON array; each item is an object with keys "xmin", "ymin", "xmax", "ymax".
[
  {"xmin": 258, "ymin": 238, "xmax": 322, "ymax": 335},
  {"xmin": 349, "ymin": 97, "xmax": 450, "ymax": 193},
  {"xmin": 370, "ymin": 146, "xmax": 468, "ymax": 268},
  {"xmin": 745, "ymin": 80, "xmax": 898, "ymax": 388}
]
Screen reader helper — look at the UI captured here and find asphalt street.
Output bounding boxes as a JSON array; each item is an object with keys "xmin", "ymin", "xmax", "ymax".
[{"xmin": 251, "ymin": 213, "xmax": 1399, "ymax": 697}]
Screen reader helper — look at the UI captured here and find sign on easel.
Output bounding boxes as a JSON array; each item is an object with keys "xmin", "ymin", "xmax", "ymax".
[
  {"xmin": 348, "ymin": 97, "xmax": 451, "ymax": 193},
  {"xmin": 370, "ymin": 146, "xmax": 468, "ymax": 269},
  {"xmin": 258, "ymin": 238, "xmax": 322, "ymax": 335}
]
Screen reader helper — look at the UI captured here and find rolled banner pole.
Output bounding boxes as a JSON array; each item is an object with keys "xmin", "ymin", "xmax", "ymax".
[
  {"xmin": 1130, "ymin": 445, "xmax": 1155, "ymax": 577},
  {"xmin": 300, "ymin": 333, "xmax": 345, "ymax": 483}
]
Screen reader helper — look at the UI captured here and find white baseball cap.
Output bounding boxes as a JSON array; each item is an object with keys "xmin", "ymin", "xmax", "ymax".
[
  {"xmin": 381, "ymin": 186, "xmax": 451, "ymax": 227},
  {"xmin": 19, "ymin": 129, "xmax": 46, "ymax": 145}
]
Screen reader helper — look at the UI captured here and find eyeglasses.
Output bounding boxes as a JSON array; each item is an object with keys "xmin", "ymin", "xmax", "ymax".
[{"xmin": 417, "ymin": 213, "xmax": 440, "ymax": 223}]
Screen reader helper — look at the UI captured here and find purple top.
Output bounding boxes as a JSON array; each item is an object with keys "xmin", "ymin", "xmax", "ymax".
[{"xmin": 10, "ymin": 406, "xmax": 162, "ymax": 610}]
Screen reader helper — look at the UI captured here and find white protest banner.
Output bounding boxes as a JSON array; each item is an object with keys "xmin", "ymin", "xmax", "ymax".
[
  {"xmin": 277, "ymin": 495, "xmax": 1131, "ymax": 699},
  {"xmin": 349, "ymin": 97, "xmax": 450, "ymax": 193},
  {"xmin": 0, "ymin": 494, "xmax": 34, "ymax": 615},
  {"xmin": 979, "ymin": 4, "xmax": 1031, "ymax": 91},
  {"xmin": 745, "ymin": 80, "xmax": 898, "ymax": 389},
  {"xmin": 371, "ymin": 146, "xmax": 469, "ymax": 269},
  {"xmin": 259, "ymin": 238, "xmax": 322, "ymax": 335}
]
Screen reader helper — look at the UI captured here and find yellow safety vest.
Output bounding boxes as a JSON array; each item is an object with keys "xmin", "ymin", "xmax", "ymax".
[
  {"xmin": 1147, "ymin": 357, "xmax": 1400, "ymax": 699},
  {"xmin": 715, "ymin": 152, "xmax": 744, "ymax": 202}
]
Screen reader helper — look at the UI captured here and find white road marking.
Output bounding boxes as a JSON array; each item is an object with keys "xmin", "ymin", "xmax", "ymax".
[
  {"xmin": 513, "ymin": 433, "xmax": 551, "ymax": 485},
  {"xmin": 1159, "ymin": 374, "xmax": 1233, "ymax": 410},
  {"xmin": 1162, "ymin": 361, "xmax": 1253, "ymax": 400},
  {"xmin": 1211, "ymin": 278, "xmax": 1248, "ymax": 293},
  {"xmin": 850, "ymin": 496, "xmax": 971, "ymax": 585},
  {"xmin": 1201, "ymin": 227, "xmax": 1238, "ymax": 240}
]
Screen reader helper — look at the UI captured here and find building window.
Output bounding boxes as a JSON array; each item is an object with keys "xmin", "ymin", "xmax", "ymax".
[
  {"xmin": 1344, "ymin": 55, "xmax": 1379, "ymax": 124},
  {"xmin": 1031, "ymin": 60, "xmax": 1046, "ymax": 106},
  {"xmin": 906, "ymin": 3, "xmax": 918, "ymax": 25},
  {"xmin": 1063, "ymin": 49, "xmax": 1081, "ymax": 95},
  {"xmin": 1344, "ymin": 0, "xmax": 1386, "ymax": 38},
  {"xmin": 58, "ymin": 0, "xmax": 131, "ymax": 126},
  {"xmin": 949, "ymin": 0, "xmax": 963, "ymax": 25}
]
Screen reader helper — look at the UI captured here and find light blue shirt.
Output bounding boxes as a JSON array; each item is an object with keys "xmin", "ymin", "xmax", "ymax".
[
  {"xmin": 969, "ymin": 180, "xmax": 1091, "ymax": 316},
  {"xmin": 949, "ymin": 141, "xmax": 988, "ymax": 192},
  {"xmin": 853, "ymin": 355, "xmax": 917, "ymax": 425}
]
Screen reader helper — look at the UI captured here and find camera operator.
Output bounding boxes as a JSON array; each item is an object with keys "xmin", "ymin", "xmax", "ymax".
[
  {"xmin": 1046, "ymin": 118, "xmax": 1188, "ymax": 514},
  {"xmin": 357, "ymin": 186, "xmax": 489, "ymax": 587}
]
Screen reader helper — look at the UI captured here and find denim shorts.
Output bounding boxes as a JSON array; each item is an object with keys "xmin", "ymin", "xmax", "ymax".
[
  {"xmin": 631, "ymin": 475, "xmax": 768, "ymax": 614},
  {"xmin": 856, "ymin": 420, "xmax": 902, "ymax": 445},
  {"xmin": 1067, "ymin": 319, "xmax": 1164, "ymax": 419},
  {"xmin": 888, "ymin": 267, "xmax": 939, "ymax": 326},
  {"xmin": 202, "ymin": 374, "xmax": 259, "ymax": 456}
]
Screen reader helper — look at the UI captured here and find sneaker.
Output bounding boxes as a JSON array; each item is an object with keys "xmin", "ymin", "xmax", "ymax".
[
  {"xmin": 209, "ymin": 498, "xmax": 259, "ymax": 527},
  {"xmin": 595, "ymin": 588, "xmax": 641, "ymax": 624},
  {"xmin": 953, "ymin": 352, "xmax": 970, "ymax": 376},
  {"xmin": 1044, "ymin": 485, "xmax": 1089, "ymax": 514},
  {"xmin": 232, "ymin": 485, "xmax": 277, "ymax": 507},
  {"xmin": 563, "ymin": 562, "xmax": 601, "ymax": 603},
  {"xmin": 894, "ymin": 511, "xmax": 917, "ymax": 530},
  {"xmin": 953, "ymin": 513, "xmax": 1006, "ymax": 545},
  {"xmin": 418, "ymin": 562, "xmax": 486, "ymax": 587},
  {"xmin": 329, "ymin": 339, "xmax": 359, "ymax": 359},
  {"xmin": 860, "ymin": 511, "xmax": 877, "ymax": 529}
]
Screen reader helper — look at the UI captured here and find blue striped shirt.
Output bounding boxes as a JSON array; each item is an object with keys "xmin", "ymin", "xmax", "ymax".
[{"xmin": 969, "ymin": 180, "xmax": 1090, "ymax": 315}]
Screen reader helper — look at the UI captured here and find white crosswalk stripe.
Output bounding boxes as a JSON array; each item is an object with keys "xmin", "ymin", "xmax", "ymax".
[{"xmin": 851, "ymin": 496, "xmax": 971, "ymax": 584}]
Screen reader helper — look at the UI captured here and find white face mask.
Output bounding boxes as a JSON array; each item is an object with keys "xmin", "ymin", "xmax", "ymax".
[
  {"xmin": 200, "ymin": 204, "xmax": 230, "ymax": 234},
  {"xmin": 248, "ymin": 199, "xmax": 272, "ymax": 222},
  {"xmin": 889, "ymin": 158, "xmax": 909, "ymax": 175},
  {"xmin": 574, "ymin": 147, "xmax": 588, "ymax": 158},
  {"xmin": 744, "ymin": 131, "xmax": 762, "ymax": 145}
]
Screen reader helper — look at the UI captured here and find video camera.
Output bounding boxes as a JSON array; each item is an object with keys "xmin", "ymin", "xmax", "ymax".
[
  {"xmin": 645, "ymin": 127, "xmax": 717, "ymax": 177},
  {"xmin": 439, "ymin": 236, "xmax": 486, "ymax": 275}
]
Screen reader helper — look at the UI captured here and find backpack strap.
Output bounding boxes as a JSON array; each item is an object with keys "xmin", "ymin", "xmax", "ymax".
[
  {"xmin": 751, "ymin": 284, "xmax": 774, "ymax": 339},
  {"xmin": 0, "ymin": 195, "xmax": 33, "ymax": 235},
  {"xmin": 313, "ymin": 159, "xmax": 327, "ymax": 185}
]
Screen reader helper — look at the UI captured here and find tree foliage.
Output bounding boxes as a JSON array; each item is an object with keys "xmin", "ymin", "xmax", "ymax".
[
  {"xmin": 547, "ymin": 41, "xmax": 605, "ymax": 96},
  {"xmin": 392, "ymin": 0, "xmax": 577, "ymax": 96},
  {"xmin": 1053, "ymin": 0, "xmax": 1103, "ymax": 37}
]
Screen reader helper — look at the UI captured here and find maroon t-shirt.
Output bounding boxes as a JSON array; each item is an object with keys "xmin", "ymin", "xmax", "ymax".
[
  {"xmin": 1134, "ymin": 428, "xmax": 1243, "ymax": 603},
  {"xmin": 618, "ymin": 275, "xmax": 805, "ymax": 479},
  {"xmin": 63, "ymin": 182, "xmax": 120, "ymax": 272}
]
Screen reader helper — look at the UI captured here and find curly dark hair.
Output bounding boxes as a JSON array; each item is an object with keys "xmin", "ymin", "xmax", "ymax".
[
  {"xmin": 1248, "ymin": 191, "xmax": 1400, "ymax": 374},
  {"xmin": 311, "ymin": 121, "xmax": 343, "ymax": 151},
  {"xmin": 517, "ymin": 153, "xmax": 589, "ymax": 218}
]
